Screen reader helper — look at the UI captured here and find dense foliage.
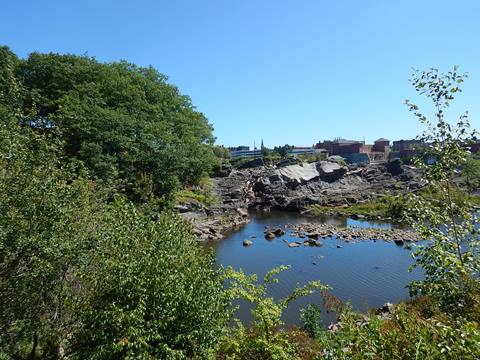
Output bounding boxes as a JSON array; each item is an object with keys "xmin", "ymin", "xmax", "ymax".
[
  {"xmin": 0, "ymin": 109, "xmax": 99, "ymax": 358},
  {"xmin": 0, "ymin": 46, "xmax": 218, "ymax": 205},
  {"xmin": 303, "ymin": 299, "xmax": 480, "ymax": 359},
  {"xmin": 69, "ymin": 202, "xmax": 230, "ymax": 359},
  {"xmin": 0, "ymin": 48, "xmax": 230, "ymax": 359},
  {"xmin": 217, "ymin": 266, "xmax": 327, "ymax": 359}
]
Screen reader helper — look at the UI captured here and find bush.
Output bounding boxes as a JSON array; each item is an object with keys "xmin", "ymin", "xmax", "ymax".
[
  {"xmin": 314, "ymin": 302, "xmax": 480, "ymax": 359},
  {"xmin": 69, "ymin": 201, "xmax": 230, "ymax": 359},
  {"xmin": 404, "ymin": 67, "xmax": 480, "ymax": 318},
  {"xmin": 216, "ymin": 266, "xmax": 327, "ymax": 359}
]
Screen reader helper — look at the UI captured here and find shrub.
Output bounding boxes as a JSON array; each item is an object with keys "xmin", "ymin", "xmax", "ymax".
[
  {"xmin": 216, "ymin": 266, "xmax": 327, "ymax": 359},
  {"xmin": 69, "ymin": 201, "xmax": 230, "ymax": 359},
  {"xmin": 315, "ymin": 303, "xmax": 480, "ymax": 359}
]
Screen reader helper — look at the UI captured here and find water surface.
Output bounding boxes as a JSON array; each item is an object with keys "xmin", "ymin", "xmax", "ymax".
[{"xmin": 210, "ymin": 211, "xmax": 423, "ymax": 326}]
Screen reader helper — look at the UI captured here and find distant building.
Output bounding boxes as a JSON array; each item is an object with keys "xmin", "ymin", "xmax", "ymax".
[
  {"xmin": 289, "ymin": 146, "xmax": 316, "ymax": 156},
  {"xmin": 463, "ymin": 140, "xmax": 480, "ymax": 154},
  {"xmin": 229, "ymin": 145, "xmax": 250, "ymax": 152},
  {"xmin": 390, "ymin": 139, "xmax": 425, "ymax": 159},
  {"xmin": 315, "ymin": 138, "xmax": 364, "ymax": 156},
  {"xmin": 229, "ymin": 146, "xmax": 262, "ymax": 159},
  {"xmin": 372, "ymin": 138, "xmax": 390, "ymax": 152},
  {"xmin": 392, "ymin": 139, "xmax": 423, "ymax": 152},
  {"xmin": 315, "ymin": 137, "xmax": 390, "ymax": 163}
]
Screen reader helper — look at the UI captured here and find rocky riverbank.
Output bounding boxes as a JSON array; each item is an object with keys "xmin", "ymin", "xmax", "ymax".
[
  {"xmin": 285, "ymin": 223, "xmax": 418, "ymax": 244},
  {"xmin": 178, "ymin": 159, "xmax": 423, "ymax": 241},
  {"xmin": 249, "ymin": 222, "xmax": 418, "ymax": 249}
]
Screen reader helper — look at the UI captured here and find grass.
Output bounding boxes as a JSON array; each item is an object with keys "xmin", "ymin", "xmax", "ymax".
[
  {"xmin": 309, "ymin": 188, "xmax": 480, "ymax": 221},
  {"xmin": 309, "ymin": 195, "xmax": 404, "ymax": 220},
  {"xmin": 175, "ymin": 177, "xmax": 218, "ymax": 207}
]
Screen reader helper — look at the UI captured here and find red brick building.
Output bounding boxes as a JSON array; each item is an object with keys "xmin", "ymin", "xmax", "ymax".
[
  {"xmin": 315, "ymin": 138, "xmax": 364, "ymax": 156},
  {"xmin": 372, "ymin": 138, "xmax": 390, "ymax": 152}
]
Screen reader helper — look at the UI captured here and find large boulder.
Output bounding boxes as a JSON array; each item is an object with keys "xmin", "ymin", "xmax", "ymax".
[
  {"xmin": 253, "ymin": 177, "xmax": 271, "ymax": 192},
  {"xmin": 316, "ymin": 161, "xmax": 347, "ymax": 182},
  {"xmin": 275, "ymin": 162, "xmax": 320, "ymax": 184}
]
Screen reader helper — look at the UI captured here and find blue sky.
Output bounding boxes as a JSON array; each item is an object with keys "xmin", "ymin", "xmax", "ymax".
[{"xmin": 2, "ymin": 0, "xmax": 479, "ymax": 147}]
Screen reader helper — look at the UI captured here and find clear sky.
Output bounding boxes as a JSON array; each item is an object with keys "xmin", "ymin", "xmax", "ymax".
[{"xmin": 1, "ymin": 0, "xmax": 479, "ymax": 147}]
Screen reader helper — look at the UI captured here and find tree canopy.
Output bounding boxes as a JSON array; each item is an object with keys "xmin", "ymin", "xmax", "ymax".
[{"xmin": 0, "ymin": 46, "xmax": 218, "ymax": 204}]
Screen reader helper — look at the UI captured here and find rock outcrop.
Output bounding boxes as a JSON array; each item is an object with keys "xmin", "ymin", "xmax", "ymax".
[{"xmin": 177, "ymin": 159, "xmax": 422, "ymax": 241}]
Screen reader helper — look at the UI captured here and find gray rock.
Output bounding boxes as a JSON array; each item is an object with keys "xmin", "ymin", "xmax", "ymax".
[
  {"xmin": 174, "ymin": 204, "xmax": 191, "ymax": 213},
  {"xmin": 236, "ymin": 207, "xmax": 248, "ymax": 217},
  {"xmin": 275, "ymin": 162, "xmax": 320, "ymax": 184},
  {"xmin": 316, "ymin": 161, "xmax": 347, "ymax": 182},
  {"xmin": 243, "ymin": 239, "xmax": 253, "ymax": 246},
  {"xmin": 265, "ymin": 232, "xmax": 275, "ymax": 240}
]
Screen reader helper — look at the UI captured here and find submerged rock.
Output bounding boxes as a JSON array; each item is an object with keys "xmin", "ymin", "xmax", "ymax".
[
  {"xmin": 272, "ymin": 227, "xmax": 285, "ymax": 237},
  {"xmin": 288, "ymin": 242, "xmax": 301, "ymax": 248},
  {"xmin": 265, "ymin": 232, "xmax": 275, "ymax": 240}
]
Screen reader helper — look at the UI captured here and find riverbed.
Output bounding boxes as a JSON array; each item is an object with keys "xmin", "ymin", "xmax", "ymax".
[{"xmin": 208, "ymin": 211, "xmax": 423, "ymax": 326}]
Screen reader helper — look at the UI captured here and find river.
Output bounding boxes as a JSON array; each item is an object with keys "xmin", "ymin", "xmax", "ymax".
[{"xmin": 208, "ymin": 211, "xmax": 423, "ymax": 327}]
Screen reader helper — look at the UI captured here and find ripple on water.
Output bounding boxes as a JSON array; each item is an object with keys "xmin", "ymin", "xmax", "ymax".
[{"xmin": 209, "ymin": 211, "xmax": 423, "ymax": 326}]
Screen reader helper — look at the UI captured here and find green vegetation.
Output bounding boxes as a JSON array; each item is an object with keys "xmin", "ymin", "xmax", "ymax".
[
  {"xmin": 175, "ymin": 177, "xmax": 218, "ymax": 207},
  {"xmin": 309, "ymin": 189, "xmax": 480, "ymax": 220},
  {"xmin": 0, "ymin": 108, "xmax": 101, "ymax": 359},
  {"xmin": 309, "ymin": 195, "xmax": 407, "ymax": 219},
  {"xmin": 217, "ymin": 266, "xmax": 327, "ymax": 359},
  {"xmin": 296, "ymin": 152, "xmax": 327, "ymax": 163},
  {"xmin": 305, "ymin": 299, "xmax": 480, "ymax": 359},
  {"xmin": 272, "ymin": 144, "xmax": 293, "ymax": 158},
  {"xmin": 0, "ymin": 46, "xmax": 219, "ymax": 207},
  {"xmin": 69, "ymin": 202, "xmax": 229, "ymax": 359},
  {"xmin": 0, "ymin": 103, "xmax": 229, "ymax": 359}
]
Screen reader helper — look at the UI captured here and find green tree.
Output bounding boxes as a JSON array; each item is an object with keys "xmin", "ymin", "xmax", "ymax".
[
  {"xmin": 69, "ymin": 202, "xmax": 230, "ymax": 359},
  {"xmin": 1, "ymin": 47, "xmax": 219, "ymax": 204},
  {"xmin": 273, "ymin": 144, "xmax": 292, "ymax": 158},
  {"xmin": 404, "ymin": 67, "xmax": 480, "ymax": 318},
  {"xmin": 0, "ymin": 108, "xmax": 100, "ymax": 359},
  {"xmin": 213, "ymin": 145, "xmax": 231, "ymax": 160}
]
